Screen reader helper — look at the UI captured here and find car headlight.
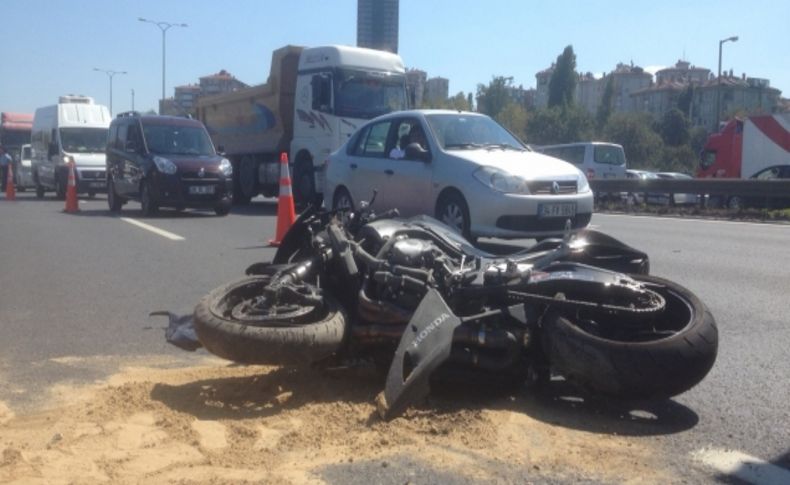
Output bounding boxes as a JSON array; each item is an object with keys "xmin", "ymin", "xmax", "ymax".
[
  {"xmin": 219, "ymin": 158, "xmax": 233, "ymax": 176},
  {"xmin": 473, "ymin": 166, "xmax": 530, "ymax": 194},
  {"xmin": 153, "ymin": 156, "xmax": 177, "ymax": 174},
  {"xmin": 577, "ymin": 172, "xmax": 591, "ymax": 193}
]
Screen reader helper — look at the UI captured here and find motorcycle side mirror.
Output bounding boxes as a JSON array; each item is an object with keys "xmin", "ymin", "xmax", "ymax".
[{"xmin": 405, "ymin": 143, "xmax": 431, "ymax": 163}]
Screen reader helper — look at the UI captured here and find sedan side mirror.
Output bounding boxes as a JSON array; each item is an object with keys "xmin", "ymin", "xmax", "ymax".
[
  {"xmin": 405, "ymin": 142, "xmax": 431, "ymax": 163},
  {"xmin": 216, "ymin": 145, "xmax": 226, "ymax": 155}
]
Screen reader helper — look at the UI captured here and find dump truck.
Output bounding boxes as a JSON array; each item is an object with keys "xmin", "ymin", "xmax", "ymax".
[{"xmin": 196, "ymin": 44, "xmax": 408, "ymax": 205}]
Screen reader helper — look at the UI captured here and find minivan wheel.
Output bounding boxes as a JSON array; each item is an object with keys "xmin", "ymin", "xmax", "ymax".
[
  {"xmin": 436, "ymin": 191, "xmax": 473, "ymax": 241},
  {"xmin": 35, "ymin": 176, "xmax": 45, "ymax": 199},
  {"xmin": 140, "ymin": 181, "xmax": 158, "ymax": 217},
  {"xmin": 107, "ymin": 178, "xmax": 123, "ymax": 213},
  {"xmin": 55, "ymin": 173, "xmax": 66, "ymax": 200}
]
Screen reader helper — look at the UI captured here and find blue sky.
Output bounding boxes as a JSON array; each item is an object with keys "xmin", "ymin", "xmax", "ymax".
[{"xmin": 1, "ymin": 0, "xmax": 788, "ymax": 114}]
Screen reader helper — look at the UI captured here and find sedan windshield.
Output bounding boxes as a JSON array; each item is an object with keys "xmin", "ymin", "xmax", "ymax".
[
  {"xmin": 142, "ymin": 124, "xmax": 215, "ymax": 156},
  {"xmin": 59, "ymin": 128, "xmax": 108, "ymax": 154},
  {"xmin": 425, "ymin": 114, "xmax": 525, "ymax": 151}
]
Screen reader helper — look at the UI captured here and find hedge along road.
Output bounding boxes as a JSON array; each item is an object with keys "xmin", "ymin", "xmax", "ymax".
[{"xmin": 1, "ymin": 192, "xmax": 789, "ymax": 483}]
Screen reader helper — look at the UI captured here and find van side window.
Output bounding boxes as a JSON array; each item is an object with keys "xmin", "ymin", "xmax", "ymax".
[{"xmin": 593, "ymin": 145, "xmax": 625, "ymax": 165}]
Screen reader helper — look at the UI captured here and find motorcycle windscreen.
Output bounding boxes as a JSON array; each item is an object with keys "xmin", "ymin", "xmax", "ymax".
[{"xmin": 377, "ymin": 288, "xmax": 462, "ymax": 420}]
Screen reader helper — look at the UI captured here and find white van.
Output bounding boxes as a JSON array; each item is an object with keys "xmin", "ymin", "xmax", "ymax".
[
  {"xmin": 537, "ymin": 142, "xmax": 628, "ymax": 179},
  {"xmin": 31, "ymin": 95, "xmax": 111, "ymax": 198}
]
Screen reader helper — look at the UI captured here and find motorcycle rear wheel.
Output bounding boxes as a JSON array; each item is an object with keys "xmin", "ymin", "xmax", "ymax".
[
  {"xmin": 193, "ymin": 275, "xmax": 347, "ymax": 365},
  {"xmin": 543, "ymin": 274, "xmax": 718, "ymax": 399}
]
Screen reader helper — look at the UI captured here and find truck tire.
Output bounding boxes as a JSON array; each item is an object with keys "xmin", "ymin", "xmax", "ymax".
[
  {"xmin": 543, "ymin": 275, "xmax": 718, "ymax": 400},
  {"xmin": 193, "ymin": 275, "xmax": 348, "ymax": 365},
  {"xmin": 293, "ymin": 158, "xmax": 315, "ymax": 208},
  {"xmin": 233, "ymin": 156, "xmax": 257, "ymax": 205}
]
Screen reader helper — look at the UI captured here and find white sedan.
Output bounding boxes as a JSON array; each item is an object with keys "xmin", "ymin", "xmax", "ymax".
[{"xmin": 324, "ymin": 110, "xmax": 594, "ymax": 240}]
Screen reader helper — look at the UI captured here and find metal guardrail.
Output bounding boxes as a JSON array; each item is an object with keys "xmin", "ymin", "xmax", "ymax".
[{"xmin": 589, "ymin": 179, "xmax": 790, "ymax": 199}]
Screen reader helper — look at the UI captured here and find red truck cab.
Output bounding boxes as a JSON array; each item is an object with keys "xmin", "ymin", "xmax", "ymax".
[{"xmin": 697, "ymin": 119, "xmax": 743, "ymax": 178}]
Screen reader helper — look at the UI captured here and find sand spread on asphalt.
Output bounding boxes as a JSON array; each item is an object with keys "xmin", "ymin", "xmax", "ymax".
[{"xmin": 0, "ymin": 358, "xmax": 671, "ymax": 484}]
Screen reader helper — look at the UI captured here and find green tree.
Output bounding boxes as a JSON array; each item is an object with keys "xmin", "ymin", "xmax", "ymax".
[
  {"xmin": 689, "ymin": 126, "xmax": 709, "ymax": 154},
  {"xmin": 660, "ymin": 108, "xmax": 690, "ymax": 146},
  {"xmin": 658, "ymin": 145, "xmax": 697, "ymax": 174},
  {"xmin": 476, "ymin": 76, "xmax": 513, "ymax": 118},
  {"xmin": 596, "ymin": 75, "xmax": 615, "ymax": 129},
  {"xmin": 446, "ymin": 91, "xmax": 471, "ymax": 111},
  {"xmin": 524, "ymin": 105, "xmax": 594, "ymax": 146},
  {"xmin": 548, "ymin": 45, "xmax": 577, "ymax": 108},
  {"xmin": 496, "ymin": 103, "xmax": 528, "ymax": 141},
  {"xmin": 603, "ymin": 112, "xmax": 664, "ymax": 167}
]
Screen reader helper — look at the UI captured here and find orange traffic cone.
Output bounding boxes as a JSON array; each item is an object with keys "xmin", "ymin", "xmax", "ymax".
[
  {"xmin": 269, "ymin": 152, "xmax": 296, "ymax": 246},
  {"xmin": 63, "ymin": 162, "xmax": 79, "ymax": 213},
  {"xmin": 4, "ymin": 163, "xmax": 16, "ymax": 200}
]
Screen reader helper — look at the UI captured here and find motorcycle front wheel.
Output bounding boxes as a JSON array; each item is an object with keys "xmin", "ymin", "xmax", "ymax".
[
  {"xmin": 193, "ymin": 275, "xmax": 348, "ymax": 365},
  {"xmin": 543, "ymin": 274, "xmax": 718, "ymax": 400}
]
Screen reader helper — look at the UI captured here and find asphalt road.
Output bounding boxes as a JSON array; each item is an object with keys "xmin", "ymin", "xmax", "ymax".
[{"xmin": 1, "ymin": 192, "xmax": 788, "ymax": 483}]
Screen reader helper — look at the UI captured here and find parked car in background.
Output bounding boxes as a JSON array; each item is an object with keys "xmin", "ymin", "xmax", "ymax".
[
  {"xmin": 106, "ymin": 112, "xmax": 233, "ymax": 216},
  {"xmin": 623, "ymin": 169, "xmax": 662, "ymax": 205},
  {"xmin": 655, "ymin": 172, "xmax": 700, "ymax": 206},
  {"xmin": 535, "ymin": 142, "xmax": 628, "ymax": 180},
  {"xmin": 324, "ymin": 110, "xmax": 593, "ymax": 241},
  {"xmin": 726, "ymin": 165, "xmax": 790, "ymax": 210}
]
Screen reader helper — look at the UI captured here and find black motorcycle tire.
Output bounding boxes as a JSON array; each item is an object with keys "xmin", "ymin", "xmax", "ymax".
[
  {"xmin": 543, "ymin": 274, "xmax": 718, "ymax": 400},
  {"xmin": 193, "ymin": 275, "xmax": 347, "ymax": 365}
]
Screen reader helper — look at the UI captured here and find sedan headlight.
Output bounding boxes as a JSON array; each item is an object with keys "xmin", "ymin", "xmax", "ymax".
[
  {"xmin": 153, "ymin": 156, "xmax": 177, "ymax": 174},
  {"xmin": 219, "ymin": 158, "xmax": 233, "ymax": 176},
  {"xmin": 577, "ymin": 171, "xmax": 591, "ymax": 193},
  {"xmin": 473, "ymin": 166, "xmax": 530, "ymax": 194}
]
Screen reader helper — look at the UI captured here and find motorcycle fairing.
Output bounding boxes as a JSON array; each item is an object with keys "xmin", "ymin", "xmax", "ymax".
[{"xmin": 377, "ymin": 287, "xmax": 462, "ymax": 420}]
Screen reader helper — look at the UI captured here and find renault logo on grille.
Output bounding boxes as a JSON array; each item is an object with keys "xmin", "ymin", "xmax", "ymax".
[
  {"xmin": 198, "ymin": 168, "xmax": 205, "ymax": 178},
  {"xmin": 551, "ymin": 181, "xmax": 560, "ymax": 194}
]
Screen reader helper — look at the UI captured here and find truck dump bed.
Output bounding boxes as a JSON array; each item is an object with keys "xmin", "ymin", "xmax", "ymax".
[{"xmin": 196, "ymin": 46, "xmax": 302, "ymax": 158}]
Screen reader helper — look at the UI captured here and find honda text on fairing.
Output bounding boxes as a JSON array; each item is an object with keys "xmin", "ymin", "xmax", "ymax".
[{"xmin": 164, "ymin": 199, "xmax": 718, "ymax": 419}]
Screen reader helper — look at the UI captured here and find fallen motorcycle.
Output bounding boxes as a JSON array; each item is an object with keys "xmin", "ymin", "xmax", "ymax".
[{"xmin": 175, "ymin": 199, "xmax": 718, "ymax": 419}]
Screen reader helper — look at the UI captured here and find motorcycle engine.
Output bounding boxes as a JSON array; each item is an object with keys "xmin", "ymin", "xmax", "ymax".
[{"xmin": 389, "ymin": 238, "xmax": 438, "ymax": 267}]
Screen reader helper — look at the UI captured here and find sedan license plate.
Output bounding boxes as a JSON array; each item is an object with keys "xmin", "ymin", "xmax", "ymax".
[
  {"xmin": 538, "ymin": 202, "xmax": 576, "ymax": 218},
  {"xmin": 189, "ymin": 185, "xmax": 215, "ymax": 195},
  {"xmin": 89, "ymin": 181, "xmax": 105, "ymax": 188}
]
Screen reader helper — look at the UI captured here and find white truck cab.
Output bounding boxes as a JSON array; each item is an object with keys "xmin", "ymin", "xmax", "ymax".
[
  {"xmin": 31, "ymin": 95, "xmax": 111, "ymax": 198},
  {"xmin": 290, "ymin": 45, "xmax": 407, "ymax": 204}
]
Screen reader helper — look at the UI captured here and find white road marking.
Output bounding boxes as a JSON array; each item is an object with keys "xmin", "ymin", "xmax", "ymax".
[
  {"xmin": 594, "ymin": 212, "xmax": 790, "ymax": 229},
  {"xmin": 693, "ymin": 448, "xmax": 790, "ymax": 485},
  {"xmin": 120, "ymin": 217, "xmax": 185, "ymax": 241}
]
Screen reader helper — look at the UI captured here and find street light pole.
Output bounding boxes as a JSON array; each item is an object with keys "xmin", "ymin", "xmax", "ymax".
[
  {"xmin": 138, "ymin": 17, "xmax": 188, "ymax": 113},
  {"xmin": 716, "ymin": 35, "xmax": 738, "ymax": 131},
  {"xmin": 131, "ymin": 89, "xmax": 135, "ymax": 111},
  {"xmin": 93, "ymin": 68, "xmax": 127, "ymax": 116}
]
